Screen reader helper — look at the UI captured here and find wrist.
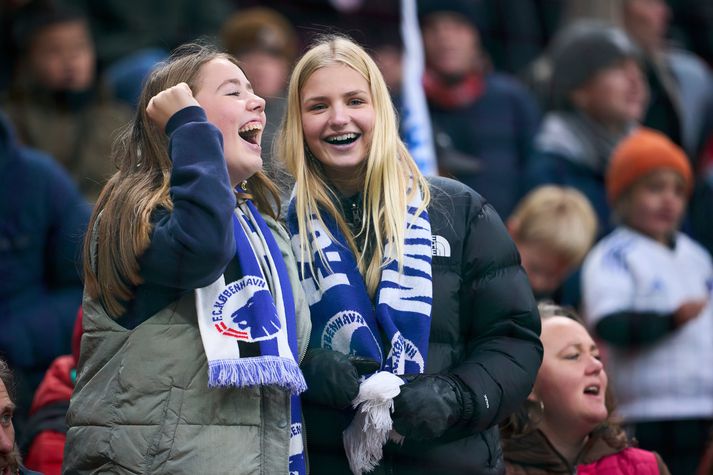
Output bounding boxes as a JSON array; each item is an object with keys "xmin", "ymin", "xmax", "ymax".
[{"xmin": 450, "ymin": 374, "xmax": 477, "ymax": 426}]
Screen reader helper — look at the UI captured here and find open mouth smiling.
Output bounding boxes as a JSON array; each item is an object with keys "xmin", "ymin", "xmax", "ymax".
[
  {"xmin": 324, "ymin": 132, "xmax": 361, "ymax": 145},
  {"xmin": 238, "ymin": 122, "xmax": 262, "ymax": 145}
]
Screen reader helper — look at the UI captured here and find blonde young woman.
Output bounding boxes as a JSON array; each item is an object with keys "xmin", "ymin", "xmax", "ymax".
[
  {"xmin": 277, "ymin": 35, "xmax": 542, "ymax": 475},
  {"xmin": 63, "ymin": 44, "xmax": 310, "ymax": 474}
]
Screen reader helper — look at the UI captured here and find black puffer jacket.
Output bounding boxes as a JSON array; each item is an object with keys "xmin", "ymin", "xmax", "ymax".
[{"xmin": 304, "ymin": 176, "xmax": 542, "ymax": 475}]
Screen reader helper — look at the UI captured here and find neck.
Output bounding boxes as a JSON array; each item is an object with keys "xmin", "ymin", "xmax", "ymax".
[
  {"xmin": 325, "ymin": 169, "xmax": 364, "ymax": 197},
  {"xmin": 540, "ymin": 423, "xmax": 589, "ymax": 465},
  {"xmin": 628, "ymin": 225, "xmax": 676, "ymax": 247},
  {"xmin": 579, "ymin": 110, "xmax": 632, "ymax": 136}
]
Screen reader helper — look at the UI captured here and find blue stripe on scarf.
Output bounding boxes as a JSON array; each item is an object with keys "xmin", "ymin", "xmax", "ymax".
[
  {"xmin": 287, "ymin": 196, "xmax": 432, "ymax": 377},
  {"xmin": 244, "ymin": 202, "xmax": 306, "ymax": 475}
]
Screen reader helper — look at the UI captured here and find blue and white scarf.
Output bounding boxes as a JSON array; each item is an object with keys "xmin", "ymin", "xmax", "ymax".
[
  {"xmin": 196, "ymin": 200, "xmax": 306, "ymax": 475},
  {"xmin": 287, "ymin": 188, "xmax": 433, "ymax": 473}
]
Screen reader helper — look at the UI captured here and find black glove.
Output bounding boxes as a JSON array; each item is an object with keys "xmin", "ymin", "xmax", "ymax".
[
  {"xmin": 301, "ymin": 348, "xmax": 361, "ymax": 409},
  {"xmin": 392, "ymin": 374, "xmax": 476, "ymax": 440}
]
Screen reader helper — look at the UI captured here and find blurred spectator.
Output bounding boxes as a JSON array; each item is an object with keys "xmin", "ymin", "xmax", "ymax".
[
  {"xmin": 667, "ymin": 0, "xmax": 713, "ymax": 68},
  {"xmin": 237, "ymin": 0, "xmax": 399, "ymax": 51},
  {"xmin": 3, "ymin": 2, "xmax": 132, "ymax": 202},
  {"xmin": 525, "ymin": 21, "xmax": 647, "ymax": 235},
  {"xmin": 62, "ymin": 0, "xmax": 230, "ymax": 100},
  {"xmin": 20, "ymin": 308, "xmax": 82, "ymax": 475},
  {"xmin": 0, "ymin": 359, "xmax": 42, "ymax": 475},
  {"xmin": 220, "ymin": 6, "xmax": 297, "ymax": 191},
  {"xmin": 501, "ymin": 303, "xmax": 671, "ymax": 475},
  {"xmin": 0, "ymin": 110, "xmax": 90, "ymax": 439},
  {"xmin": 419, "ymin": 0, "xmax": 540, "ymax": 219},
  {"xmin": 559, "ymin": 0, "xmax": 713, "ymax": 161},
  {"xmin": 582, "ymin": 128, "xmax": 713, "ymax": 475},
  {"xmin": 507, "ymin": 186, "xmax": 597, "ymax": 304},
  {"xmin": 477, "ymin": 0, "xmax": 546, "ymax": 75},
  {"xmin": 622, "ymin": 0, "xmax": 713, "ymax": 159}
]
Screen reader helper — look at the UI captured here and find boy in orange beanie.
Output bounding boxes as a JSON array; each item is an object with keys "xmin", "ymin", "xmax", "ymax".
[{"xmin": 581, "ymin": 127, "xmax": 713, "ymax": 475}]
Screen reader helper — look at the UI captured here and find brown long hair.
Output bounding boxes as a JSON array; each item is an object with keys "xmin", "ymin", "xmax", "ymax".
[{"xmin": 83, "ymin": 43, "xmax": 281, "ymax": 318}]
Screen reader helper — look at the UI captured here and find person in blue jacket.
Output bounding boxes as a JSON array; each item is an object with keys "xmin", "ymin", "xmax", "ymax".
[
  {"xmin": 0, "ymin": 109, "xmax": 90, "ymax": 437},
  {"xmin": 64, "ymin": 43, "xmax": 311, "ymax": 474}
]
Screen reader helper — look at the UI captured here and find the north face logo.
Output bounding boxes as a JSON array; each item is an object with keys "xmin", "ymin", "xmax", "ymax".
[{"xmin": 432, "ymin": 235, "xmax": 451, "ymax": 257}]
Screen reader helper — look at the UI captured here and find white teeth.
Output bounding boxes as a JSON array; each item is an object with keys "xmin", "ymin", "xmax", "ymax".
[
  {"xmin": 584, "ymin": 386, "xmax": 599, "ymax": 394},
  {"xmin": 326, "ymin": 133, "xmax": 358, "ymax": 143},
  {"xmin": 238, "ymin": 123, "xmax": 262, "ymax": 133}
]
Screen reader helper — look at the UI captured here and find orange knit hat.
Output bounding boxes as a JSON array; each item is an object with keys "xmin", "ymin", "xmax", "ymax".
[{"xmin": 606, "ymin": 127, "xmax": 693, "ymax": 203}]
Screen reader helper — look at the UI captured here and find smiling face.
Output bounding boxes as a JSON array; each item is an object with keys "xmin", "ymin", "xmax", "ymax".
[
  {"xmin": 532, "ymin": 317, "xmax": 609, "ymax": 441},
  {"xmin": 194, "ymin": 57, "xmax": 266, "ymax": 187},
  {"xmin": 300, "ymin": 64, "xmax": 376, "ymax": 189},
  {"xmin": 622, "ymin": 169, "xmax": 686, "ymax": 244}
]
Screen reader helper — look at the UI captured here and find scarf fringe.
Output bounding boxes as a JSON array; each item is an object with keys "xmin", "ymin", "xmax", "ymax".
[
  {"xmin": 208, "ymin": 356, "xmax": 307, "ymax": 395},
  {"xmin": 343, "ymin": 372, "xmax": 404, "ymax": 475}
]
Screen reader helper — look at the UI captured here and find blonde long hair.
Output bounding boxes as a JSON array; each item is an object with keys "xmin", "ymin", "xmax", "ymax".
[
  {"xmin": 276, "ymin": 35, "xmax": 430, "ymax": 297},
  {"xmin": 84, "ymin": 43, "xmax": 281, "ymax": 318}
]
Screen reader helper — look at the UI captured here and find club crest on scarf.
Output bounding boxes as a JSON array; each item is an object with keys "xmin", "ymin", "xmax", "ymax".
[
  {"xmin": 321, "ymin": 310, "xmax": 383, "ymax": 356},
  {"xmin": 196, "ymin": 202, "xmax": 307, "ymax": 475},
  {"xmin": 209, "ymin": 275, "xmax": 282, "ymax": 342}
]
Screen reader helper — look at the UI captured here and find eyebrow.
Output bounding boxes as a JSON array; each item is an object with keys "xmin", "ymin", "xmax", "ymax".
[
  {"xmin": 216, "ymin": 78, "xmax": 253, "ymax": 92},
  {"xmin": 302, "ymin": 89, "xmax": 368, "ymax": 103}
]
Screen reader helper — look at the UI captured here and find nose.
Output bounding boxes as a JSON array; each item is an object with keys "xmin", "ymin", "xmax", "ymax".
[
  {"xmin": 247, "ymin": 92, "xmax": 265, "ymax": 113},
  {"xmin": 328, "ymin": 104, "xmax": 349, "ymax": 128},
  {"xmin": 585, "ymin": 354, "xmax": 604, "ymax": 374}
]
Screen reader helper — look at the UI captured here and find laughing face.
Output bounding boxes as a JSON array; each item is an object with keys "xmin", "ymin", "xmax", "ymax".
[
  {"xmin": 194, "ymin": 58, "xmax": 266, "ymax": 187},
  {"xmin": 532, "ymin": 316, "xmax": 609, "ymax": 440},
  {"xmin": 300, "ymin": 64, "xmax": 375, "ymax": 189}
]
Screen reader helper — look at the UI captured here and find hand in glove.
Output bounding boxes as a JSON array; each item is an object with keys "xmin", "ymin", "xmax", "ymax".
[
  {"xmin": 301, "ymin": 348, "xmax": 378, "ymax": 409},
  {"xmin": 392, "ymin": 374, "xmax": 476, "ymax": 440}
]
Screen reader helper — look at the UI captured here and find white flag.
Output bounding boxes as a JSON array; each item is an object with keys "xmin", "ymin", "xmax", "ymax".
[{"xmin": 400, "ymin": 0, "xmax": 438, "ymax": 176}]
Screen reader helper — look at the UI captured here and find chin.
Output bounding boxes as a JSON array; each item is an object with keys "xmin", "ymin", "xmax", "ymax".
[
  {"xmin": 230, "ymin": 158, "xmax": 263, "ymax": 181},
  {"xmin": 584, "ymin": 409, "xmax": 609, "ymax": 427}
]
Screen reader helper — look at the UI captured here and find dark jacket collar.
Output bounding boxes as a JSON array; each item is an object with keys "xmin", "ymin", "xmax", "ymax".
[{"xmin": 503, "ymin": 425, "xmax": 629, "ymax": 473}]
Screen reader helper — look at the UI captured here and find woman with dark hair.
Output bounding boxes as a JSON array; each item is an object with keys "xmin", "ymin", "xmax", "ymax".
[{"xmin": 501, "ymin": 303, "xmax": 670, "ymax": 474}]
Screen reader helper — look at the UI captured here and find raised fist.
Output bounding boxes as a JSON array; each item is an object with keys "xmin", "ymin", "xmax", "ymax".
[{"xmin": 146, "ymin": 82, "xmax": 200, "ymax": 131}]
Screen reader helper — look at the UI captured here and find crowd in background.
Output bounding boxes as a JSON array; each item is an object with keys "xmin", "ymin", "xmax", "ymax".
[{"xmin": 1, "ymin": 0, "xmax": 713, "ymax": 473}]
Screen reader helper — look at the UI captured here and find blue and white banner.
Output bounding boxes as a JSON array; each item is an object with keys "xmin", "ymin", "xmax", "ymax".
[{"xmin": 400, "ymin": 0, "xmax": 438, "ymax": 176}]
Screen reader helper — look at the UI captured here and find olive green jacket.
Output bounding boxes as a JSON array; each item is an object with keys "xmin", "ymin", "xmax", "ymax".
[{"xmin": 64, "ymin": 217, "xmax": 310, "ymax": 474}]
